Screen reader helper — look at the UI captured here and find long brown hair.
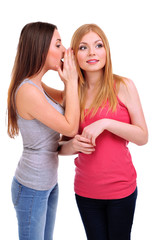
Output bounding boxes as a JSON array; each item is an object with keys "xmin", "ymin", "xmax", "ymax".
[
  {"xmin": 7, "ymin": 22, "xmax": 57, "ymax": 138},
  {"xmin": 70, "ymin": 24, "xmax": 124, "ymax": 121}
]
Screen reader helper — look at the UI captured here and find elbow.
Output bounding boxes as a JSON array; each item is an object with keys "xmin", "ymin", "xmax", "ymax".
[
  {"xmin": 136, "ymin": 132, "xmax": 149, "ymax": 146},
  {"xmin": 67, "ymin": 130, "xmax": 78, "ymax": 137},
  {"xmin": 137, "ymin": 139, "xmax": 148, "ymax": 146},
  {"xmin": 64, "ymin": 126, "xmax": 78, "ymax": 137}
]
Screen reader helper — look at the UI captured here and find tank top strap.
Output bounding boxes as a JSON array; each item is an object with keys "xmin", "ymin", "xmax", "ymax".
[
  {"xmin": 26, "ymin": 79, "xmax": 44, "ymax": 92},
  {"xmin": 23, "ymin": 79, "xmax": 43, "ymax": 91},
  {"xmin": 15, "ymin": 78, "xmax": 44, "ymax": 96}
]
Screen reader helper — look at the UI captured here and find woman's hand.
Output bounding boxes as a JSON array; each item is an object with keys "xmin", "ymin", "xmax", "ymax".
[
  {"xmin": 57, "ymin": 48, "xmax": 78, "ymax": 85},
  {"xmin": 58, "ymin": 134, "xmax": 95, "ymax": 155},
  {"xmin": 81, "ymin": 120, "xmax": 106, "ymax": 146},
  {"xmin": 72, "ymin": 134, "xmax": 95, "ymax": 154}
]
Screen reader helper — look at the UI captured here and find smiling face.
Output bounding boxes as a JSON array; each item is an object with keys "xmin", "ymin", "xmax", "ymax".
[
  {"xmin": 45, "ymin": 29, "xmax": 65, "ymax": 71},
  {"xmin": 77, "ymin": 31, "xmax": 106, "ymax": 73}
]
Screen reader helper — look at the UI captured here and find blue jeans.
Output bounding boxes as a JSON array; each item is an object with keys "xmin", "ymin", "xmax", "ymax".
[
  {"xmin": 11, "ymin": 177, "xmax": 58, "ymax": 240},
  {"xmin": 75, "ymin": 188, "xmax": 137, "ymax": 240}
]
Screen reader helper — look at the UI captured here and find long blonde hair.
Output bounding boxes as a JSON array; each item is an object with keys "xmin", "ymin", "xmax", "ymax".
[{"xmin": 71, "ymin": 24, "xmax": 124, "ymax": 121}]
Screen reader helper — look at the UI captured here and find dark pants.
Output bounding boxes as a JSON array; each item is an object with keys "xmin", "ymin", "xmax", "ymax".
[{"xmin": 75, "ymin": 188, "xmax": 137, "ymax": 240}]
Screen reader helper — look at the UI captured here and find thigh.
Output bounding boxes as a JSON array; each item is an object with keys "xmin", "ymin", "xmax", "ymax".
[
  {"xmin": 75, "ymin": 194, "xmax": 108, "ymax": 240},
  {"xmin": 11, "ymin": 177, "xmax": 49, "ymax": 240},
  {"xmin": 107, "ymin": 188, "xmax": 138, "ymax": 240},
  {"xmin": 44, "ymin": 183, "xmax": 59, "ymax": 240}
]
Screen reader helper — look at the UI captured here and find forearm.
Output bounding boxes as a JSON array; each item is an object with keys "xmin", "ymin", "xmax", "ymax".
[
  {"xmin": 64, "ymin": 82, "xmax": 80, "ymax": 136},
  {"xmin": 102, "ymin": 119, "xmax": 148, "ymax": 145},
  {"xmin": 82, "ymin": 118, "xmax": 148, "ymax": 146},
  {"xmin": 58, "ymin": 140, "xmax": 77, "ymax": 155},
  {"xmin": 51, "ymin": 48, "xmax": 80, "ymax": 136}
]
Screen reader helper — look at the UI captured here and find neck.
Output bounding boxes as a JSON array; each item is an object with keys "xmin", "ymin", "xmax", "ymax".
[
  {"xmin": 29, "ymin": 68, "xmax": 46, "ymax": 90},
  {"xmin": 84, "ymin": 70, "xmax": 104, "ymax": 90}
]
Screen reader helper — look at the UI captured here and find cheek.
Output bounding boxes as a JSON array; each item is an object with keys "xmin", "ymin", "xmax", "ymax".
[
  {"xmin": 49, "ymin": 50, "xmax": 61, "ymax": 65},
  {"xmin": 77, "ymin": 53, "xmax": 85, "ymax": 68},
  {"xmin": 51, "ymin": 50, "xmax": 60, "ymax": 62},
  {"xmin": 99, "ymin": 51, "xmax": 107, "ymax": 65},
  {"xmin": 45, "ymin": 50, "xmax": 61, "ymax": 70}
]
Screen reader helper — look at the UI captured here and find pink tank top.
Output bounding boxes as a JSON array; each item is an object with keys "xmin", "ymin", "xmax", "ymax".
[{"xmin": 74, "ymin": 98, "xmax": 137, "ymax": 199}]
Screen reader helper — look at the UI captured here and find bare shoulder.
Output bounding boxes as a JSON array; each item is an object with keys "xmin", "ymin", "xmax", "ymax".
[
  {"xmin": 118, "ymin": 78, "xmax": 139, "ymax": 106},
  {"xmin": 16, "ymin": 82, "xmax": 43, "ymax": 101},
  {"xmin": 119, "ymin": 77, "xmax": 136, "ymax": 91},
  {"xmin": 16, "ymin": 82, "xmax": 44, "ymax": 119}
]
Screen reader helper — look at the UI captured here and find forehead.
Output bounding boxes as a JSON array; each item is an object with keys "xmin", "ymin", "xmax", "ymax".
[
  {"xmin": 80, "ymin": 31, "xmax": 102, "ymax": 43},
  {"xmin": 52, "ymin": 29, "xmax": 61, "ymax": 41}
]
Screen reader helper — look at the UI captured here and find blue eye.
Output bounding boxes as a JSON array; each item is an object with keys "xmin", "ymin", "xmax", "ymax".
[
  {"xmin": 96, "ymin": 43, "xmax": 103, "ymax": 48},
  {"xmin": 79, "ymin": 45, "xmax": 87, "ymax": 50}
]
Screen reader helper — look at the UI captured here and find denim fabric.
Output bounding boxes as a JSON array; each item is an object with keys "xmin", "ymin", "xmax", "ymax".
[
  {"xmin": 75, "ymin": 188, "xmax": 137, "ymax": 240},
  {"xmin": 11, "ymin": 177, "xmax": 58, "ymax": 240}
]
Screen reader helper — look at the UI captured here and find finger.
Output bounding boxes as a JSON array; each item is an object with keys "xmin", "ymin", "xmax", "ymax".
[
  {"xmin": 81, "ymin": 130, "xmax": 90, "ymax": 140},
  {"xmin": 80, "ymin": 142, "xmax": 95, "ymax": 149},
  {"xmin": 80, "ymin": 148, "xmax": 95, "ymax": 154},
  {"xmin": 68, "ymin": 48, "xmax": 76, "ymax": 67},
  {"xmin": 63, "ymin": 49, "xmax": 68, "ymax": 67},
  {"xmin": 91, "ymin": 137, "xmax": 96, "ymax": 146},
  {"xmin": 57, "ymin": 66, "xmax": 63, "ymax": 79},
  {"xmin": 82, "ymin": 151, "xmax": 94, "ymax": 154},
  {"xmin": 74, "ymin": 137, "xmax": 94, "ymax": 149},
  {"xmin": 81, "ymin": 131, "xmax": 96, "ymax": 146},
  {"xmin": 70, "ymin": 51, "xmax": 76, "ymax": 69},
  {"xmin": 84, "ymin": 134, "xmax": 92, "ymax": 141},
  {"xmin": 75, "ymin": 134, "xmax": 91, "ymax": 143},
  {"xmin": 66, "ymin": 48, "xmax": 73, "ymax": 68}
]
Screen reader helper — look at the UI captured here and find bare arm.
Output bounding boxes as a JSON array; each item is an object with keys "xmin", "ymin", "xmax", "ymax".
[
  {"xmin": 16, "ymin": 49, "xmax": 80, "ymax": 137},
  {"xmin": 82, "ymin": 79, "xmax": 148, "ymax": 146}
]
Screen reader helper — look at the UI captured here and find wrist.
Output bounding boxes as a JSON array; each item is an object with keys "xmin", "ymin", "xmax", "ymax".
[
  {"xmin": 65, "ymin": 80, "xmax": 78, "ymax": 88},
  {"xmin": 101, "ymin": 119, "xmax": 109, "ymax": 132},
  {"xmin": 71, "ymin": 138, "xmax": 78, "ymax": 154}
]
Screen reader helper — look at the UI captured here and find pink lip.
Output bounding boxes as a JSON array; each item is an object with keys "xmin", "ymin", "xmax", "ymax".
[{"xmin": 86, "ymin": 59, "xmax": 99, "ymax": 64}]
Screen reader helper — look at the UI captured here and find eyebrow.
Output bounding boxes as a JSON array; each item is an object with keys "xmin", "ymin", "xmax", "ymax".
[
  {"xmin": 56, "ymin": 39, "xmax": 61, "ymax": 42},
  {"xmin": 79, "ymin": 40, "xmax": 103, "ymax": 45}
]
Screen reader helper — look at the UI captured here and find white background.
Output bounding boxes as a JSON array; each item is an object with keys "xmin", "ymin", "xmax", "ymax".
[{"xmin": 0, "ymin": 0, "xmax": 162, "ymax": 239}]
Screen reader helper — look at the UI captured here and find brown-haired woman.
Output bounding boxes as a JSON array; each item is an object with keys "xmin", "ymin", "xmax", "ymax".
[
  {"xmin": 58, "ymin": 24, "xmax": 148, "ymax": 240},
  {"xmin": 8, "ymin": 21, "xmax": 79, "ymax": 240}
]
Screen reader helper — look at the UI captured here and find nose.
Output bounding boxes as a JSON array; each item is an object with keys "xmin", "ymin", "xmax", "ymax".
[
  {"xmin": 62, "ymin": 45, "xmax": 66, "ymax": 53},
  {"xmin": 88, "ymin": 46, "xmax": 95, "ymax": 56}
]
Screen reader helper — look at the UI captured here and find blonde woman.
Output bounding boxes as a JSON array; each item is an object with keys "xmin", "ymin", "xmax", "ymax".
[
  {"xmin": 58, "ymin": 24, "xmax": 148, "ymax": 240},
  {"xmin": 7, "ymin": 22, "xmax": 79, "ymax": 240}
]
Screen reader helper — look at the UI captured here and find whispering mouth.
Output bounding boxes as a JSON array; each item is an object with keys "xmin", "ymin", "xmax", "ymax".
[{"xmin": 60, "ymin": 58, "xmax": 64, "ymax": 70}]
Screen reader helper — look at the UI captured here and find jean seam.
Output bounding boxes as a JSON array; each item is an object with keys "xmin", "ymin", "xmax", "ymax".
[
  {"xmin": 28, "ymin": 190, "xmax": 36, "ymax": 239},
  {"xmin": 14, "ymin": 184, "xmax": 22, "ymax": 207}
]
